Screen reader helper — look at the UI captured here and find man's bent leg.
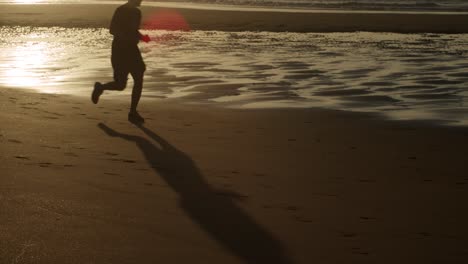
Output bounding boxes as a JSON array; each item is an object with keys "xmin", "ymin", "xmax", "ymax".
[
  {"xmin": 92, "ymin": 70, "xmax": 128, "ymax": 104},
  {"xmin": 102, "ymin": 68, "xmax": 128, "ymax": 91},
  {"xmin": 92, "ymin": 80, "xmax": 126, "ymax": 104},
  {"xmin": 101, "ymin": 80, "xmax": 127, "ymax": 91}
]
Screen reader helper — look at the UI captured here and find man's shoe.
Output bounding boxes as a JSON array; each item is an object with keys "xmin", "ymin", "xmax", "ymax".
[
  {"xmin": 128, "ymin": 111, "xmax": 145, "ymax": 124},
  {"xmin": 92, "ymin": 82, "xmax": 103, "ymax": 104}
]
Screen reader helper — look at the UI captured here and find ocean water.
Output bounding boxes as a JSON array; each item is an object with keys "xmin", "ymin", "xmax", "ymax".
[
  {"xmin": 1, "ymin": 26, "xmax": 468, "ymax": 125},
  {"xmin": 153, "ymin": 0, "xmax": 468, "ymax": 11},
  {"xmin": 1, "ymin": 0, "xmax": 468, "ymax": 12}
]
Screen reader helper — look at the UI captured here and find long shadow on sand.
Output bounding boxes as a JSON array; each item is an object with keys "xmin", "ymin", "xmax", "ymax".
[{"xmin": 98, "ymin": 123, "xmax": 293, "ymax": 264}]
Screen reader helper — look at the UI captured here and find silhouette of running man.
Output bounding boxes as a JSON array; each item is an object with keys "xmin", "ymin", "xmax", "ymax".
[{"xmin": 92, "ymin": 0, "xmax": 151, "ymax": 124}]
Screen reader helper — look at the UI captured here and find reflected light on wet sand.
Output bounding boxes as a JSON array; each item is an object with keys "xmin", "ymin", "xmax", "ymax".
[
  {"xmin": 0, "ymin": 27, "xmax": 113, "ymax": 95},
  {"xmin": 1, "ymin": 42, "xmax": 65, "ymax": 93},
  {"xmin": 3, "ymin": 43, "xmax": 49, "ymax": 87},
  {"xmin": 0, "ymin": 33, "xmax": 69, "ymax": 93}
]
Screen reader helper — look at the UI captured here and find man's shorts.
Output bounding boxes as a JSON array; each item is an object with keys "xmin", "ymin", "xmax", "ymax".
[{"xmin": 111, "ymin": 40, "xmax": 146, "ymax": 84}]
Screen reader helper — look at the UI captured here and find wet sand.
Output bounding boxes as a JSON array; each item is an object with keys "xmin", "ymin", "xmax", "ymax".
[
  {"xmin": 1, "ymin": 86, "xmax": 468, "ymax": 263},
  {"xmin": 1, "ymin": 3, "xmax": 468, "ymax": 33}
]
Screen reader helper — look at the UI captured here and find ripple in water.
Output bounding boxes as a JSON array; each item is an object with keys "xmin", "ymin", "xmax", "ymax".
[{"xmin": 1, "ymin": 26, "xmax": 468, "ymax": 125}]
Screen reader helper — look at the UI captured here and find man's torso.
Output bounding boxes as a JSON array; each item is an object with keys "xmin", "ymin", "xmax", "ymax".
[{"xmin": 110, "ymin": 3, "xmax": 141, "ymax": 45}]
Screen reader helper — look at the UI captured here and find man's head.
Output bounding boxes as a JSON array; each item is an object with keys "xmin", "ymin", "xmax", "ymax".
[{"xmin": 128, "ymin": 0, "xmax": 143, "ymax": 7}]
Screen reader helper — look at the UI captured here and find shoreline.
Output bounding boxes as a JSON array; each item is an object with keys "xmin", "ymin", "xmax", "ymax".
[
  {"xmin": 4, "ymin": 1, "xmax": 468, "ymax": 14},
  {"xmin": 0, "ymin": 3, "xmax": 468, "ymax": 33}
]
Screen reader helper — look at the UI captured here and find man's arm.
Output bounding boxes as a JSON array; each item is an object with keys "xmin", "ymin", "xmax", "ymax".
[
  {"xmin": 134, "ymin": 8, "xmax": 151, "ymax": 42},
  {"xmin": 109, "ymin": 8, "xmax": 120, "ymax": 36},
  {"xmin": 131, "ymin": 8, "xmax": 142, "ymax": 38}
]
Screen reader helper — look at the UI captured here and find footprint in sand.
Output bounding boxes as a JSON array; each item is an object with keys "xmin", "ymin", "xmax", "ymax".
[
  {"xmin": 341, "ymin": 232, "xmax": 358, "ymax": 238},
  {"xmin": 352, "ymin": 248, "xmax": 369, "ymax": 255},
  {"xmin": 43, "ymin": 116, "xmax": 59, "ymax": 120},
  {"xmin": 72, "ymin": 146, "xmax": 87, "ymax": 150},
  {"xmin": 359, "ymin": 216, "xmax": 377, "ymax": 221},
  {"xmin": 416, "ymin": 232, "xmax": 431, "ymax": 237},
  {"xmin": 214, "ymin": 190, "xmax": 249, "ymax": 200},
  {"xmin": 43, "ymin": 110, "xmax": 64, "ymax": 117},
  {"xmin": 40, "ymin": 145, "xmax": 61, "ymax": 149},
  {"xmin": 358, "ymin": 179, "xmax": 376, "ymax": 183},
  {"xmin": 104, "ymin": 172, "xmax": 119, "ymax": 176},
  {"xmin": 39, "ymin": 162, "xmax": 52, "ymax": 167},
  {"xmin": 294, "ymin": 215, "xmax": 313, "ymax": 223},
  {"xmin": 20, "ymin": 106, "xmax": 38, "ymax": 110},
  {"xmin": 285, "ymin": 206, "xmax": 299, "ymax": 211},
  {"xmin": 109, "ymin": 158, "xmax": 136, "ymax": 163}
]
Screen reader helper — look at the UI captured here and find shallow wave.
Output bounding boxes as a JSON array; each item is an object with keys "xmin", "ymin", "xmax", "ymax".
[
  {"xmin": 1, "ymin": 27, "xmax": 468, "ymax": 125},
  {"xmin": 147, "ymin": 0, "xmax": 468, "ymax": 11},
  {"xmin": 2, "ymin": 0, "xmax": 468, "ymax": 12}
]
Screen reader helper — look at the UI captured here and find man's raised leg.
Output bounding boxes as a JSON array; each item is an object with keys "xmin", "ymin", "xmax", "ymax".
[{"xmin": 92, "ymin": 80, "xmax": 127, "ymax": 104}]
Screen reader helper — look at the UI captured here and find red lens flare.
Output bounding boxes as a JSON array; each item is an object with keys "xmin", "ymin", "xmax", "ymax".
[{"xmin": 143, "ymin": 9, "xmax": 190, "ymax": 31}]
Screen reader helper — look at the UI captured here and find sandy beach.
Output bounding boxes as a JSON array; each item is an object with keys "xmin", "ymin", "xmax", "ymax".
[
  {"xmin": 2, "ymin": 1, "xmax": 468, "ymax": 263},
  {"xmin": 1, "ymin": 86, "xmax": 468, "ymax": 263},
  {"xmin": 1, "ymin": 3, "xmax": 468, "ymax": 33}
]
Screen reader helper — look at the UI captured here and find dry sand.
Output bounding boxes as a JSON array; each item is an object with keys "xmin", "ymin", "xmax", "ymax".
[
  {"xmin": 1, "ymin": 3, "xmax": 468, "ymax": 33},
  {"xmin": 1, "ymin": 86, "xmax": 468, "ymax": 263}
]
